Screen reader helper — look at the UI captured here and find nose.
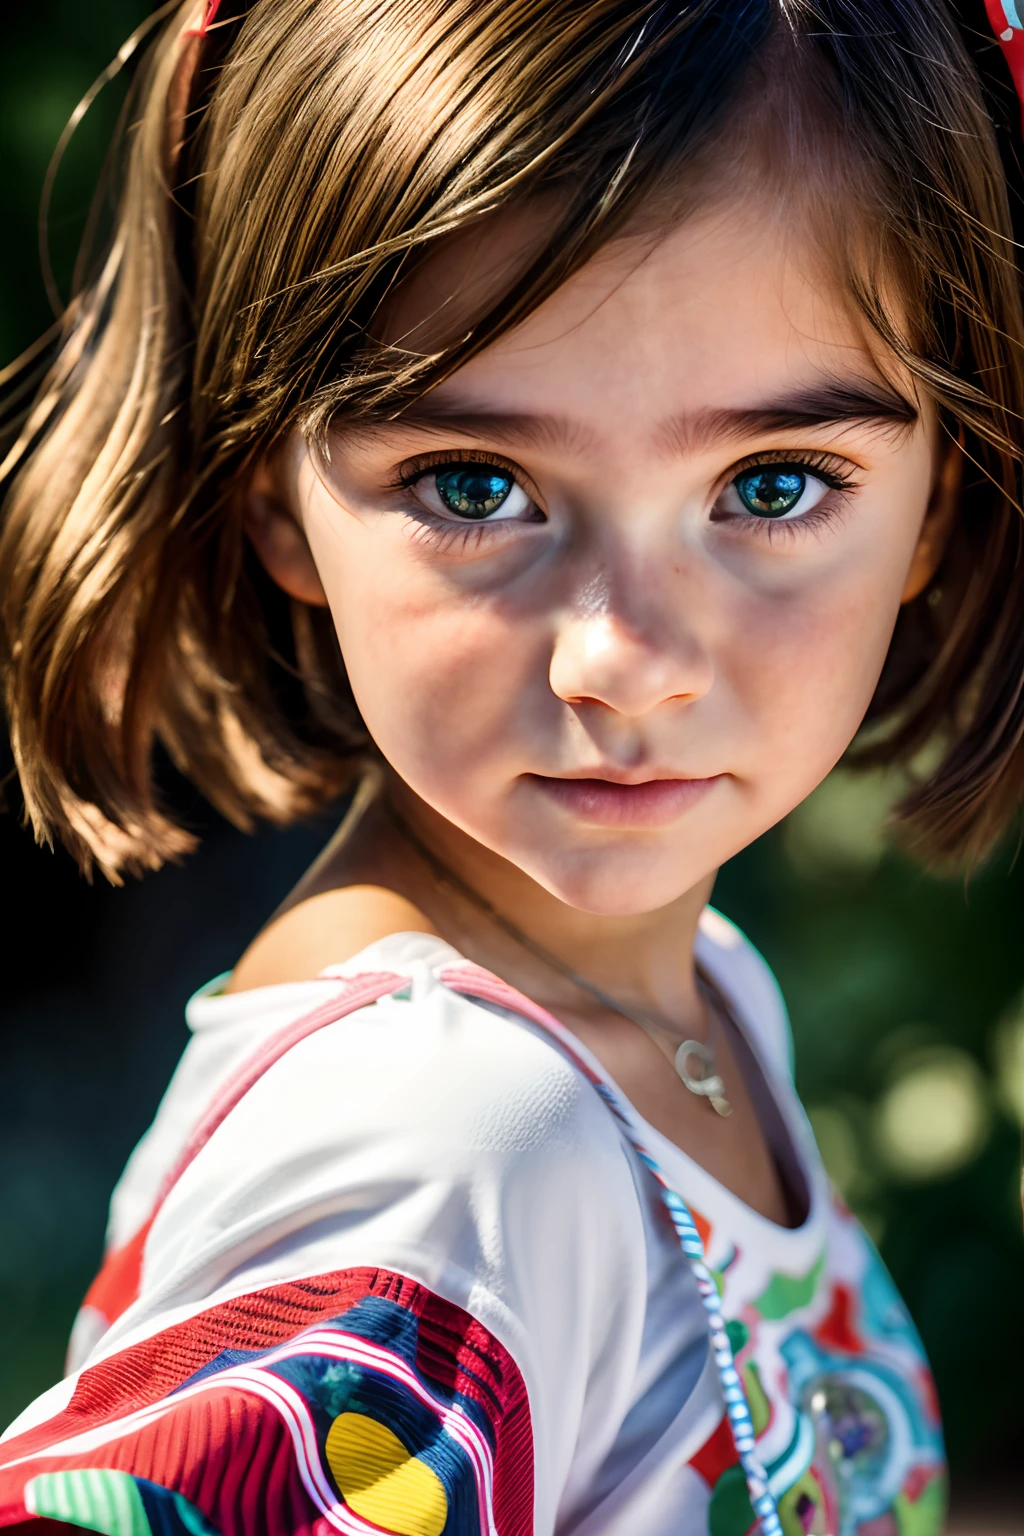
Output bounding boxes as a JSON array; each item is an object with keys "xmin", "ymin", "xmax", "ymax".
[{"xmin": 548, "ymin": 576, "xmax": 714, "ymax": 718}]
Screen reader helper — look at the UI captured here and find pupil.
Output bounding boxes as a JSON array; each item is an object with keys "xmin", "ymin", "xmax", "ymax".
[
  {"xmin": 435, "ymin": 467, "xmax": 512, "ymax": 518},
  {"xmin": 737, "ymin": 468, "xmax": 805, "ymax": 517}
]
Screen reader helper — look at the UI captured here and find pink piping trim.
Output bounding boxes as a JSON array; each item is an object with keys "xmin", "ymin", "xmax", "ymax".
[
  {"xmin": 146, "ymin": 970, "xmax": 407, "ymax": 1219},
  {"xmin": 439, "ymin": 961, "xmax": 608, "ymax": 1087}
]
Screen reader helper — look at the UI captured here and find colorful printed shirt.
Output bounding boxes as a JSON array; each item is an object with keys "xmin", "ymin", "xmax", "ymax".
[{"xmin": 0, "ymin": 915, "xmax": 945, "ymax": 1536}]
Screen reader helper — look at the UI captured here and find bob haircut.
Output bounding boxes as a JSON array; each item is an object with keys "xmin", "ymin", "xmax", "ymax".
[{"xmin": 3, "ymin": 0, "xmax": 1024, "ymax": 879}]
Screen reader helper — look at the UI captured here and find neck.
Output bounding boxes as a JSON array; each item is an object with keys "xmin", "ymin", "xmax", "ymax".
[{"xmin": 365, "ymin": 774, "xmax": 716, "ymax": 1036}]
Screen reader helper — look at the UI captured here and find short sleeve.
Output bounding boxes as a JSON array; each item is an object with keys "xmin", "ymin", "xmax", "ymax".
[{"xmin": 0, "ymin": 969, "xmax": 650, "ymax": 1536}]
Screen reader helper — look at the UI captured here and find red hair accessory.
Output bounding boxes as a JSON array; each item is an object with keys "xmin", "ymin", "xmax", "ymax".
[
  {"xmin": 985, "ymin": 0, "xmax": 1024, "ymax": 124},
  {"xmin": 186, "ymin": 0, "xmax": 222, "ymax": 38}
]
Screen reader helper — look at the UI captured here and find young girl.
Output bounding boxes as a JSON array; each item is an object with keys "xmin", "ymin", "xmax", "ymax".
[{"xmin": 2, "ymin": 1, "xmax": 1024, "ymax": 1532}]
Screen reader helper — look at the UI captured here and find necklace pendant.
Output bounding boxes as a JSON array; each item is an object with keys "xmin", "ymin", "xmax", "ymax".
[{"xmin": 673, "ymin": 1038, "xmax": 730, "ymax": 1116}]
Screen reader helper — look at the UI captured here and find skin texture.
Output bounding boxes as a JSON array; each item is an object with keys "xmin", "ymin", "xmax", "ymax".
[{"xmin": 235, "ymin": 200, "xmax": 956, "ymax": 1224}]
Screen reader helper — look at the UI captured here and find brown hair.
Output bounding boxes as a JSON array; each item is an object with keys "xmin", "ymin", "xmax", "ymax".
[{"xmin": 2, "ymin": 0, "xmax": 1024, "ymax": 878}]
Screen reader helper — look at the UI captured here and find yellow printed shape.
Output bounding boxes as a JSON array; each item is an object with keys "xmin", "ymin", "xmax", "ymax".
[{"xmin": 325, "ymin": 1411, "xmax": 449, "ymax": 1536}]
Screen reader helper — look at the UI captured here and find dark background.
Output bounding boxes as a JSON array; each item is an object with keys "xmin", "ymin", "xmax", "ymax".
[{"xmin": 1, "ymin": 2, "xmax": 1022, "ymax": 1523}]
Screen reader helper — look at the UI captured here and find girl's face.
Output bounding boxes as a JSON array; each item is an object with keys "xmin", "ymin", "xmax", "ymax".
[{"xmin": 271, "ymin": 203, "xmax": 950, "ymax": 914}]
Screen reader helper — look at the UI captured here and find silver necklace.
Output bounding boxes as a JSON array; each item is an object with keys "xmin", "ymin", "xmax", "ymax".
[{"xmin": 394, "ymin": 811, "xmax": 733, "ymax": 1117}]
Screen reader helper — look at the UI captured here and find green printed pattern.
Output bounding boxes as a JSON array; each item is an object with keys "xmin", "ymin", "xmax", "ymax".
[
  {"xmin": 25, "ymin": 1469, "xmax": 219, "ymax": 1536},
  {"xmin": 26, "ymin": 1470, "xmax": 152, "ymax": 1536},
  {"xmin": 753, "ymin": 1252, "xmax": 825, "ymax": 1321}
]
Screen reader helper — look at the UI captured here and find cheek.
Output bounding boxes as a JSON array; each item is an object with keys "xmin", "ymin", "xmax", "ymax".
[
  {"xmin": 722, "ymin": 528, "xmax": 915, "ymax": 793},
  {"xmin": 311, "ymin": 518, "xmax": 549, "ymax": 794}
]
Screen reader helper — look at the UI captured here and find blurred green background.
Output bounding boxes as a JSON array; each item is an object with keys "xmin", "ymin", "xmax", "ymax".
[{"xmin": 1, "ymin": 0, "xmax": 1022, "ymax": 1519}]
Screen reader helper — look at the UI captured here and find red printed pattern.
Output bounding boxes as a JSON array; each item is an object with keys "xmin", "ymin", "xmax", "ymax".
[{"xmin": 0, "ymin": 1268, "xmax": 533, "ymax": 1536}]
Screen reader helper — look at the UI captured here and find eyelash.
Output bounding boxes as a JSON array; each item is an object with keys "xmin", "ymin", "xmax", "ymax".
[
  {"xmin": 391, "ymin": 446, "xmax": 861, "ymax": 545},
  {"xmin": 390, "ymin": 451, "xmax": 540, "ymax": 548},
  {"xmin": 713, "ymin": 448, "xmax": 861, "ymax": 542}
]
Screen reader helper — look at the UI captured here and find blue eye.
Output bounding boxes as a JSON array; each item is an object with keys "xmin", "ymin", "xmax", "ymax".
[
  {"xmin": 434, "ymin": 467, "xmax": 514, "ymax": 519},
  {"xmin": 733, "ymin": 467, "xmax": 808, "ymax": 518},
  {"xmin": 715, "ymin": 461, "xmax": 840, "ymax": 523},
  {"xmin": 411, "ymin": 462, "xmax": 534, "ymax": 523}
]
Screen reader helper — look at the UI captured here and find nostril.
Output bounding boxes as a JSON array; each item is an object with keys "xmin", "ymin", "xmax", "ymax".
[{"xmin": 560, "ymin": 693, "xmax": 616, "ymax": 711}]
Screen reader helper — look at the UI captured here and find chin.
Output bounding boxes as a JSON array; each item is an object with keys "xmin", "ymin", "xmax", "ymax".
[{"xmin": 519, "ymin": 845, "xmax": 707, "ymax": 917}]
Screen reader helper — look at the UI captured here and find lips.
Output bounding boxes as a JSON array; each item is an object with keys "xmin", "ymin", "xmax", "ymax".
[{"xmin": 528, "ymin": 773, "xmax": 720, "ymax": 828}]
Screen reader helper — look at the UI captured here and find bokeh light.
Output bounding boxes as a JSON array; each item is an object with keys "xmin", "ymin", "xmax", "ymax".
[
  {"xmin": 992, "ymin": 997, "xmax": 1024, "ymax": 1127},
  {"xmin": 783, "ymin": 768, "xmax": 898, "ymax": 879},
  {"xmin": 873, "ymin": 1048, "xmax": 991, "ymax": 1183}
]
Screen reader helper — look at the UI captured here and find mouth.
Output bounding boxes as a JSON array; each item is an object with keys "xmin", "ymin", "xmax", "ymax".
[{"xmin": 526, "ymin": 773, "xmax": 722, "ymax": 829}]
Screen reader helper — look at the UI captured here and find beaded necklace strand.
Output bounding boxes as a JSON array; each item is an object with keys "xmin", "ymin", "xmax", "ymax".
[{"xmin": 440, "ymin": 961, "xmax": 783, "ymax": 1536}]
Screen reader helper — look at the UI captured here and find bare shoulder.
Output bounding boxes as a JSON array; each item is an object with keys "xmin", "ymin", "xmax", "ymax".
[{"xmin": 225, "ymin": 884, "xmax": 439, "ymax": 992}]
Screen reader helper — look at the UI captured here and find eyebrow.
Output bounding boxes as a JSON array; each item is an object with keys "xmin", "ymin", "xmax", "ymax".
[
  {"xmin": 657, "ymin": 380, "xmax": 919, "ymax": 456},
  {"xmin": 356, "ymin": 378, "xmax": 918, "ymax": 458},
  {"xmin": 360, "ymin": 404, "xmax": 594, "ymax": 456}
]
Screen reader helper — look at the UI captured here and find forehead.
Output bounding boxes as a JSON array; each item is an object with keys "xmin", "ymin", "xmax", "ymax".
[{"xmin": 386, "ymin": 198, "xmax": 916, "ymax": 441}]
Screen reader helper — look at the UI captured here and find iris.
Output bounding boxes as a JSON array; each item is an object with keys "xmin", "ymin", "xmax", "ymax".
[
  {"xmin": 435, "ymin": 467, "xmax": 513, "ymax": 519},
  {"xmin": 734, "ymin": 467, "xmax": 806, "ymax": 517}
]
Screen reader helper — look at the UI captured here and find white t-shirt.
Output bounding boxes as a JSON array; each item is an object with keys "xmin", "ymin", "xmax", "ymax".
[{"xmin": 0, "ymin": 914, "xmax": 945, "ymax": 1536}]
